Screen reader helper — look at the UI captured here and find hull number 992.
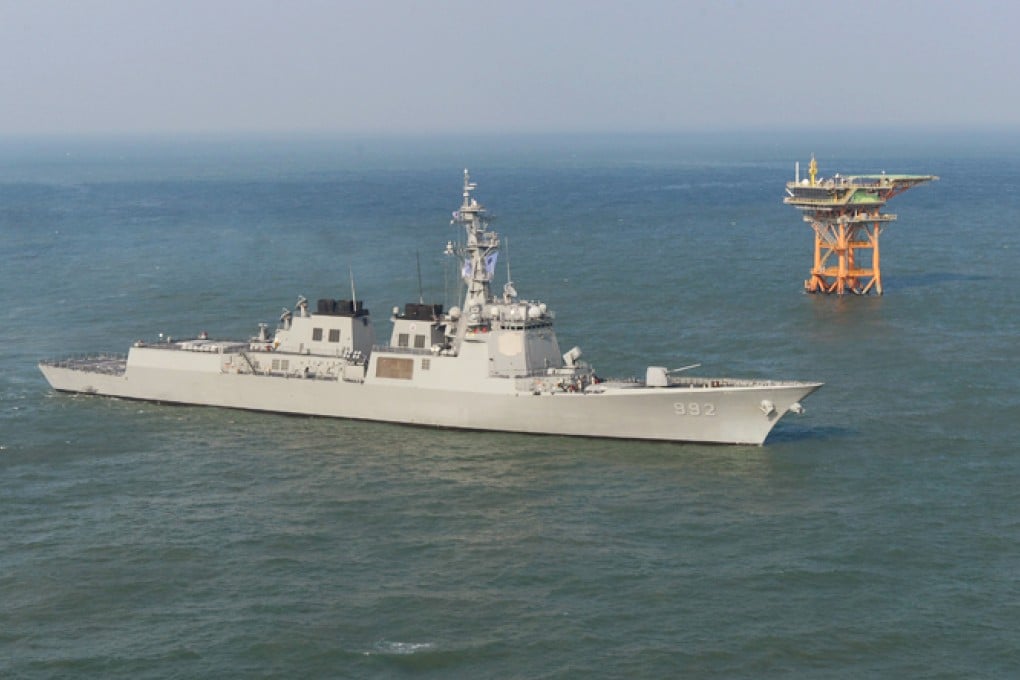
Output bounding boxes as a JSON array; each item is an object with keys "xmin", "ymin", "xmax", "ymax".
[{"xmin": 674, "ymin": 402, "xmax": 716, "ymax": 417}]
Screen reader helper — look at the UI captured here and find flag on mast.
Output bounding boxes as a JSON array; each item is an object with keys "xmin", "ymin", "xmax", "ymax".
[{"xmin": 484, "ymin": 252, "xmax": 498, "ymax": 277}]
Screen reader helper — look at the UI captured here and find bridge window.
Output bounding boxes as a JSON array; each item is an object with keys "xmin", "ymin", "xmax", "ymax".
[
  {"xmin": 414, "ymin": 334, "xmax": 426, "ymax": 349},
  {"xmin": 312, "ymin": 328, "xmax": 323, "ymax": 341},
  {"xmin": 398, "ymin": 333, "xmax": 409, "ymax": 348},
  {"xmin": 328, "ymin": 329, "xmax": 340, "ymax": 343}
]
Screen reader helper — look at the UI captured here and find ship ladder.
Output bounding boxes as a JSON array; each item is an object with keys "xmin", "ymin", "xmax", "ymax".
[{"xmin": 238, "ymin": 351, "xmax": 258, "ymax": 374}]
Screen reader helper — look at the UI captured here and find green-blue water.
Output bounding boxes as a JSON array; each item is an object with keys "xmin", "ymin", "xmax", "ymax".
[{"xmin": 2, "ymin": 132, "xmax": 1019, "ymax": 677}]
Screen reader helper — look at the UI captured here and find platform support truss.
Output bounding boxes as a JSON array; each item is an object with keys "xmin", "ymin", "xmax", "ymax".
[{"xmin": 805, "ymin": 211, "xmax": 888, "ymax": 295}]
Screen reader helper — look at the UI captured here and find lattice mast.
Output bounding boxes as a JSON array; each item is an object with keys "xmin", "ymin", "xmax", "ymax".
[{"xmin": 784, "ymin": 156, "xmax": 937, "ymax": 295}]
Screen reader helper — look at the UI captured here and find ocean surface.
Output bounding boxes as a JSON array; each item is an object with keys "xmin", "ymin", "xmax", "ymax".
[{"xmin": 2, "ymin": 131, "xmax": 1018, "ymax": 678}]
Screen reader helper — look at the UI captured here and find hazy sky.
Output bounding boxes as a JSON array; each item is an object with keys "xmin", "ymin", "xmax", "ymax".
[{"xmin": 2, "ymin": 0, "xmax": 1017, "ymax": 135}]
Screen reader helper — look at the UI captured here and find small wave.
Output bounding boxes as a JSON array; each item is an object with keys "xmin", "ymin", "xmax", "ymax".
[{"xmin": 367, "ymin": 640, "xmax": 436, "ymax": 656}]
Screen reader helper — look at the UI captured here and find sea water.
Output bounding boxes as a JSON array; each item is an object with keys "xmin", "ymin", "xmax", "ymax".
[{"xmin": 2, "ymin": 131, "xmax": 1018, "ymax": 677}]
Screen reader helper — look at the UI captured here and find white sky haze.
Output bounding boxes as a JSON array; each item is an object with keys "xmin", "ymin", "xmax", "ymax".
[{"xmin": 1, "ymin": 0, "xmax": 1017, "ymax": 135}]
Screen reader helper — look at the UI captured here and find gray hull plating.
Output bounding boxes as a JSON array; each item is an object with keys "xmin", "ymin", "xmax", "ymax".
[{"xmin": 39, "ymin": 359, "xmax": 818, "ymax": 445}]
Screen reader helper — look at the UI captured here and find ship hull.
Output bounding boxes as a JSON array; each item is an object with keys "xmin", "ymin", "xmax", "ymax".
[{"xmin": 39, "ymin": 359, "xmax": 820, "ymax": 445}]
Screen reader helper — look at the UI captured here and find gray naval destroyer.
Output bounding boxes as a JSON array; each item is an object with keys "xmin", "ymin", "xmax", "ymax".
[{"xmin": 40, "ymin": 170, "xmax": 821, "ymax": 445}]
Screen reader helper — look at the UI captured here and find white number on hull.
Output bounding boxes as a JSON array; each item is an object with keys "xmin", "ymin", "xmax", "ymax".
[{"xmin": 673, "ymin": 402, "xmax": 716, "ymax": 417}]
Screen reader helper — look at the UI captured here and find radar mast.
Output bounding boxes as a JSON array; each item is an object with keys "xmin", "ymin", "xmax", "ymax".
[{"xmin": 449, "ymin": 169, "xmax": 503, "ymax": 323}]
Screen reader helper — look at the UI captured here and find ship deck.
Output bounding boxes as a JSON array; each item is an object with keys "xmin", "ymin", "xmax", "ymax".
[{"xmin": 40, "ymin": 354, "xmax": 128, "ymax": 376}]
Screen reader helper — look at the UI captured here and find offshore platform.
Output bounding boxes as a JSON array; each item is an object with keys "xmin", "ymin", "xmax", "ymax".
[{"xmin": 784, "ymin": 156, "xmax": 937, "ymax": 295}]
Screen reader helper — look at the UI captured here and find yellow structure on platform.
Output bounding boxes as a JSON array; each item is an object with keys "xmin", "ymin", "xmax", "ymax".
[{"xmin": 784, "ymin": 157, "xmax": 937, "ymax": 295}]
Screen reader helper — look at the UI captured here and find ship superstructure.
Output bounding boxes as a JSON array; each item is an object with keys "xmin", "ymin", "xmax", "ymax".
[{"xmin": 40, "ymin": 170, "xmax": 821, "ymax": 445}]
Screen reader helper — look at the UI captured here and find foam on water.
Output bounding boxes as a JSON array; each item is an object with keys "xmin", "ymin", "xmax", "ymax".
[{"xmin": 368, "ymin": 641, "xmax": 436, "ymax": 655}]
